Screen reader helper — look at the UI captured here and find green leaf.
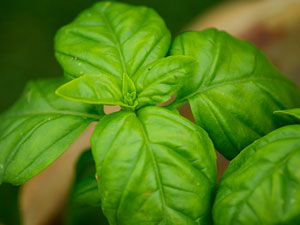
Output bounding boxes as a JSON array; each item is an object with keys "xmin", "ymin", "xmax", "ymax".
[
  {"xmin": 133, "ymin": 56, "xmax": 198, "ymax": 108},
  {"xmin": 275, "ymin": 108, "xmax": 300, "ymax": 120},
  {"xmin": 56, "ymin": 74, "xmax": 124, "ymax": 106},
  {"xmin": 56, "ymin": 73, "xmax": 139, "ymax": 109},
  {"xmin": 65, "ymin": 150, "xmax": 108, "ymax": 225},
  {"xmin": 91, "ymin": 106, "xmax": 216, "ymax": 225},
  {"xmin": 56, "ymin": 56, "xmax": 197, "ymax": 109},
  {"xmin": 55, "ymin": 1, "xmax": 171, "ymax": 80},
  {"xmin": 169, "ymin": 28, "xmax": 300, "ymax": 159},
  {"xmin": 213, "ymin": 125, "xmax": 300, "ymax": 225},
  {"xmin": 0, "ymin": 78, "xmax": 102, "ymax": 185}
]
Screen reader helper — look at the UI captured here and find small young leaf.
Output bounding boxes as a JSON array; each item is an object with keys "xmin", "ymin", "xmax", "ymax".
[
  {"xmin": 169, "ymin": 28, "xmax": 300, "ymax": 159},
  {"xmin": 55, "ymin": 1, "xmax": 171, "ymax": 80},
  {"xmin": 122, "ymin": 73, "xmax": 137, "ymax": 108},
  {"xmin": 213, "ymin": 125, "xmax": 300, "ymax": 225},
  {"xmin": 133, "ymin": 56, "xmax": 198, "ymax": 108},
  {"xmin": 56, "ymin": 74, "xmax": 124, "ymax": 106},
  {"xmin": 275, "ymin": 108, "xmax": 300, "ymax": 120},
  {"xmin": 0, "ymin": 78, "xmax": 102, "ymax": 185},
  {"xmin": 91, "ymin": 106, "xmax": 216, "ymax": 225}
]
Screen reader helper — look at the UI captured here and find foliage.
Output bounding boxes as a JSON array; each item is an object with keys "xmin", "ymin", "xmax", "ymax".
[
  {"xmin": 0, "ymin": 1, "xmax": 300, "ymax": 225},
  {"xmin": 213, "ymin": 123, "xmax": 300, "ymax": 225}
]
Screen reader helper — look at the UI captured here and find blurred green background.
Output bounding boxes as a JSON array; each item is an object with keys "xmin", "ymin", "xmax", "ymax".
[{"xmin": 0, "ymin": 0, "xmax": 225, "ymax": 224}]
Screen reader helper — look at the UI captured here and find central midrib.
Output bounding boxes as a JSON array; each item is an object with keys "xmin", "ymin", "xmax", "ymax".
[
  {"xmin": 137, "ymin": 117, "xmax": 170, "ymax": 224},
  {"xmin": 100, "ymin": 7, "xmax": 127, "ymax": 75}
]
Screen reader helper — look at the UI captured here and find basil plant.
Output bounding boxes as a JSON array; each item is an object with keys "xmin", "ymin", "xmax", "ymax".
[{"xmin": 1, "ymin": 1, "xmax": 300, "ymax": 225}]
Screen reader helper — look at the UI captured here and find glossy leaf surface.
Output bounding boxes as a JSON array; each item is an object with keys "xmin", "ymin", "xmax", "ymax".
[
  {"xmin": 169, "ymin": 28, "xmax": 300, "ymax": 159},
  {"xmin": 91, "ymin": 106, "xmax": 216, "ymax": 225},
  {"xmin": 213, "ymin": 125, "xmax": 300, "ymax": 225},
  {"xmin": 55, "ymin": 2, "xmax": 201, "ymax": 109},
  {"xmin": 133, "ymin": 56, "xmax": 198, "ymax": 108},
  {"xmin": 56, "ymin": 74, "xmax": 124, "ymax": 106},
  {"xmin": 0, "ymin": 78, "xmax": 102, "ymax": 185},
  {"xmin": 55, "ymin": 1, "xmax": 171, "ymax": 80},
  {"xmin": 56, "ymin": 55, "xmax": 197, "ymax": 109}
]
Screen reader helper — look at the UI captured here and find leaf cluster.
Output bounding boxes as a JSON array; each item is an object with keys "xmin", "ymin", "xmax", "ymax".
[{"xmin": 0, "ymin": 2, "xmax": 300, "ymax": 225}]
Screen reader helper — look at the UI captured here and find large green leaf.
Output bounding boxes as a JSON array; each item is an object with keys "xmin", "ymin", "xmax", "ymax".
[
  {"xmin": 91, "ymin": 106, "xmax": 216, "ymax": 225},
  {"xmin": 66, "ymin": 150, "xmax": 108, "ymax": 225},
  {"xmin": 213, "ymin": 125, "xmax": 300, "ymax": 225},
  {"xmin": 55, "ymin": 1, "xmax": 171, "ymax": 80},
  {"xmin": 169, "ymin": 28, "xmax": 300, "ymax": 159},
  {"xmin": 0, "ymin": 78, "xmax": 102, "ymax": 185}
]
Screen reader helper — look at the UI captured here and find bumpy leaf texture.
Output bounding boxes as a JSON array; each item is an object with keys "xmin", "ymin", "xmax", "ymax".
[
  {"xmin": 91, "ymin": 106, "xmax": 217, "ymax": 225},
  {"xmin": 0, "ymin": 78, "xmax": 102, "ymax": 185},
  {"xmin": 169, "ymin": 28, "xmax": 300, "ymax": 159},
  {"xmin": 55, "ymin": 1, "xmax": 171, "ymax": 80},
  {"xmin": 213, "ymin": 125, "xmax": 300, "ymax": 225},
  {"xmin": 55, "ymin": 2, "xmax": 198, "ymax": 109}
]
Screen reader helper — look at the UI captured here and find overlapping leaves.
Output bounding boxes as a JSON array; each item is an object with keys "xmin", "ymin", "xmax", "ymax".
[
  {"xmin": 213, "ymin": 124, "xmax": 300, "ymax": 225},
  {"xmin": 169, "ymin": 29, "xmax": 300, "ymax": 159},
  {"xmin": 1, "ymin": 1, "xmax": 300, "ymax": 225},
  {"xmin": 91, "ymin": 107, "xmax": 216, "ymax": 225},
  {"xmin": 55, "ymin": 2, "xmax": 197, "ymax": 109}
]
